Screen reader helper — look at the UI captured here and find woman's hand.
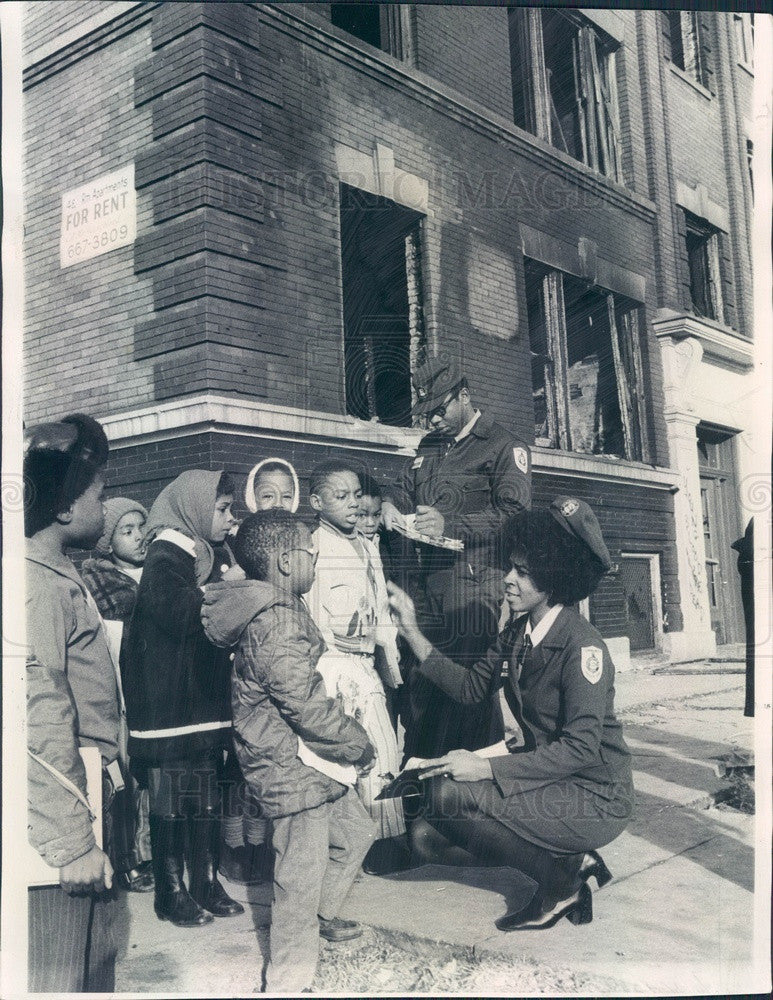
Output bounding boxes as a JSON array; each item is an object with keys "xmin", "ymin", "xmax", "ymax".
[
  {"xmin": 386, "ymin": 582, "xmax": 419, "ymax": 635},
  {"xmin": 387, "ymin": 583, "xmax": 434, "ymax": 663},
  {"xmin": 419, "ymin": 749, "xmax": 493, "ymax": 783}
]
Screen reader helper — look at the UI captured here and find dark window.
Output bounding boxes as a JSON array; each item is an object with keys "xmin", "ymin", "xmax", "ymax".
[
  {"xmin": 339, "ymin": 184, "xmax": 426, "ymax": 427},
  {"xmin": 330, "ymin": 4, "xmax": 382, "ymax": 49},
  {"xmin": 684, "ymin": 211, "xmax": 724, "ymax": 323},
  {"xmin": 746, "ymin": 139, "xmax": 754, "ymax": 200},
  {"xmin": 666, "ymin": 11, "xmax": 709, "ymax": 87},
  {"xmin": 508, "ymin": 9, "xmax": 622, "ymax": 181},
  {"xmin": 525, "ymin": 258, "xmax": 649, "ymax": 461}
]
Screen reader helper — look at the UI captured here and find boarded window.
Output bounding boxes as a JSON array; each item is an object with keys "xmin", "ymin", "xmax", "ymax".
[
  {"xmin": 339, "ymin": 184, "xmax": 426, "ymax": 427},
  {"xmin": 525, "ymin": 258, "xmax": 649, "ymax": 461},
  {"xmin": 684, "ymin": 211, "xmax": 725, "ymax": 324},
  {"xmin": 507, "ymin": 9, "xmax": 622, "ymax": 182}
]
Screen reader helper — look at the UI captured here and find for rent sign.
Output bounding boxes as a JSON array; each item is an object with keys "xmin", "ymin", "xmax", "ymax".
[{"xmin": 60, "ymin": 164, "xmax": 136, "ymax": 268}]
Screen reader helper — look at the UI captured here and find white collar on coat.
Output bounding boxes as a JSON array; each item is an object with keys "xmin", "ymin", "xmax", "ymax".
[{"xmin": 524, "ymin": 604, "xmax": 564, "ymax": 648}]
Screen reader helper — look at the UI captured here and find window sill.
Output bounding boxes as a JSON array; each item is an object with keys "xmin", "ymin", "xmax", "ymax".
[
  {"xmin": 668, "ymin": 62, "xmax": 713, "ymax": 101},
  {"xmin": 532, "ymin": 447, "xmax": 680, "ymax": 491},
  {"xmin": 99, "ymin": 394, "xmax": 424, "ymax": 454},
  {"xmin": 737, "ymin": 60, "xmax": 754, "ymax": 78}
]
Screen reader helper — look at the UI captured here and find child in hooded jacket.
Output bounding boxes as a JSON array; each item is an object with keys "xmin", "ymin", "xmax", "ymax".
[
  {"xmin": 221, "ymin": 456, "xmax": 302, "ymax": 885},
  {"xmin": 202, "ymin": 509, "xmax": 375, "ymax": 993},
  {"xmin": 121, "ymin": 470, "xmax": 244, "ymax": 927}
]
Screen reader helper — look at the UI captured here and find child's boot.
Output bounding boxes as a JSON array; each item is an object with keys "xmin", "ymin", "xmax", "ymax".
[{"xmin": 188, "ymin": 812, "xmax": 245, "ymax": 917}]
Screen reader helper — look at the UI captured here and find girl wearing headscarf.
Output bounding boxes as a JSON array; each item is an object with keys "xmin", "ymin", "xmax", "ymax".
[{"xmin": 121, "ymin": 470, "xmax": 244, "ymax": 927}]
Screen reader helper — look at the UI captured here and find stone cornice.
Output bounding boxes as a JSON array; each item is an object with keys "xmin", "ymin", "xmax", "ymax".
[{"xmin": 653, "ymin": 313, "xmax": 754, "ymax": 371}]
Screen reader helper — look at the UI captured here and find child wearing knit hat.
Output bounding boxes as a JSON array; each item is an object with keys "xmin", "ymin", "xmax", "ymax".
[{"xmin": 81, "ymin": 497, "xmax": 152, "ymax": 893}]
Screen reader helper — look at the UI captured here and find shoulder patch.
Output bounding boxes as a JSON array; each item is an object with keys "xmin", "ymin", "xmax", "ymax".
[
  {"xmin": 412, "ymin": 456, "xmax": 424, "ymax": 470},
  {"xmin": 513, "ymin": 447, "xmax": 529, "ymax": 475},
  {"xmin": 581, "ymin": 646, "xmax": 604, "ymax": 684}
]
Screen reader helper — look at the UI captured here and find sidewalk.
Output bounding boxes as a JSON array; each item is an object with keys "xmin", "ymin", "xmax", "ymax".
[{"xmin": 115, "ymin": 660, "xmax": 761, "ymax": 996}]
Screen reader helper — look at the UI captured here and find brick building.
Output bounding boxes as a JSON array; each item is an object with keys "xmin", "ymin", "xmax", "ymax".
[{"xmin": 22, "ymin": 2, "xmax": 761, "ymax": 665}]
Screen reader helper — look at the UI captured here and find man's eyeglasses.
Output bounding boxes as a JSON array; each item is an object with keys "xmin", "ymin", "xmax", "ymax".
[
  {"xmin": 427, "ymin": 391, "xmax": 459, "ymax": 423},
  {"xmin": 288, "ymin": 545, "xmax": 317, "ymax": 559}
]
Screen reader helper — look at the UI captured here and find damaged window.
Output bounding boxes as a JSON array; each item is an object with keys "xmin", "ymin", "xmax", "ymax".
[
  {"xmin": 525, "ymin": 258, "xmax": 649, "ymax": 461},
  {"xmin": 339, "ymin": 184, "xmax": 426, "ymax": 427},
  {"xmin": 508, "ymin": 8, "xmax": 622, "ymax": 182},
  {"xmin": 665, "ymin": 11, "xmax": 709, "ymax": 88},
  {"xmin": 684, "ymin": 211, "xmax": 725, "ymax": 324}
]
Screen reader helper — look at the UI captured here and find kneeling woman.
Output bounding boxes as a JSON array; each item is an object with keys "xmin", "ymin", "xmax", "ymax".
[{"xmin": 387, "ymin": 497, "xmax": 634, "ymax": 931}]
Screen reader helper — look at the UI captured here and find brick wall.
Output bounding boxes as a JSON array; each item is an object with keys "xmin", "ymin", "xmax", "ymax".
[{"xmin": 24, "ymin": 0, "xmax": 119, "ymax": 58}]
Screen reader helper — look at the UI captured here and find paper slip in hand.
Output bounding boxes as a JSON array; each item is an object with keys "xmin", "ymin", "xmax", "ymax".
[
  {"xmin": 392, "ymin": 513, "xmax": 464, "ymax": 552},
  {"xmin": 297, "ymin": 738, "xmax": 357, "ymax": 786}
]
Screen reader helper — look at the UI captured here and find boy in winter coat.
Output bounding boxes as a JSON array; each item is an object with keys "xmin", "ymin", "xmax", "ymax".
[
  {"xmin": 201, "ymin": 509, "xmax": 375, "ymax": 994},
  {"xmin": 81, "ymin": 497, "xmax": 153, "ymax": 892}
]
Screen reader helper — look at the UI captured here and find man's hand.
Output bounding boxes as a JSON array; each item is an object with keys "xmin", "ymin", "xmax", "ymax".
[
  {"xmin": 222, "ymin": 564, "xmax": 246, "ymax": 582},
  {"xmin": 380, "ymin": 500, "xmax": 402, "ymax": 532},
  {"xmin": 418, "ymin": 749, "xmax": 493, "ymax": 783},
  {"xmin": 415, "ymin": 505, "xmax": 445, "ymax": 537},
  {"xmin": 59, "ymin": 845, "xmax": 113, "ymax": 895}
]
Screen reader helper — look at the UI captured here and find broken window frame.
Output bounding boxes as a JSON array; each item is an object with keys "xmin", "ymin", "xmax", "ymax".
[
  {"xmin": 684, "ymin": 212, "xmax": 725, "ymax": 324},
  {"xmin": 508, "ymin": 9, "xmax": 623, "ymax": 183},
  {"xmin": 339, "ymin": 184, "xmax": 426, "ymax": 428},
  {"xmin": 525, "ymin": 260, "xmax": 650, "ymax": 463},
  {"xmin": 666, "ymin": 11, "xmax": 708, "ymax": 87}
]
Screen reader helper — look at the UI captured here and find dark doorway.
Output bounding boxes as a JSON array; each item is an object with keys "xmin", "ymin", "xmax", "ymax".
[
  {"xmin": 619, "ymin": 556, "xmax": 656, "ymax": 651},
  {"xmin": 697, "ymin": 425, "xmax": 744, "ymax": 645}
]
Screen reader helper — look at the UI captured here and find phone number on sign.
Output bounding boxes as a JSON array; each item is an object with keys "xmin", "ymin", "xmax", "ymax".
[{"xmin": 66, "ymin": 225, "xmax": 130, "ymax": 258}]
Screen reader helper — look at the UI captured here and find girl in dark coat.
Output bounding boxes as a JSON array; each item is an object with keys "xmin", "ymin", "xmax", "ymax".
[
  {"xmin": 122, "ymin": 470, "xmax": 244, "ymax": 926},
  {"xmin": 387, "ymin": 497, "xmax": 634, "ymax": 931}
]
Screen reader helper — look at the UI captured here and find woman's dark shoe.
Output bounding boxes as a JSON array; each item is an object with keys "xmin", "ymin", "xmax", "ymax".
[
  {"xmin": 149, "ymin": 814, "xmax": 214, "ymax": 927},
  {"xmin": 579, "ymin": 850, "xmax": 613, "ymax": 889},
  {"xmin": 119, "ymin": 866, "xmax": 155, "ymax": 893},
  {"xmin": 495, "ymin": 882, "xmax": 593, "ymax": 931}
]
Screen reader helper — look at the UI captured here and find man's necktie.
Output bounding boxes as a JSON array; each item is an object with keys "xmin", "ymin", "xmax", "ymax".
[{"xmin": 515, "ymin": 633, "xmax": 533, "ymax": 678}]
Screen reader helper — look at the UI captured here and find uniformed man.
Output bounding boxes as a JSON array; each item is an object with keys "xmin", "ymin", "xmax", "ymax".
[{"xmin": 382, "ymin": 353, "xmax": 531, "ymax": 758}]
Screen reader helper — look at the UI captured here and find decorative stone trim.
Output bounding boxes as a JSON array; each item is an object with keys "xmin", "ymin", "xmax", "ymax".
[{"xmin": 653, "ymin": 313, "xmax": 753, "ymax": 371}]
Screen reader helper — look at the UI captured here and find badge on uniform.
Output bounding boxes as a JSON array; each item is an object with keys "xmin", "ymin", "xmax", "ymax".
[
  {"xmin": 412, "ymin": 456, "xmax": 424, "ymax": 470},
  {"xmin": 513, "ymin": 447, "xmax": 529, "ymax": 475},
  {"xmin": 581, "ymin": 646, "xmax": 603, "ymax": 684}
]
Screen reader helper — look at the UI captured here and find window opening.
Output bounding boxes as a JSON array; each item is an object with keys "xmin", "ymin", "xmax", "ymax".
[
  {"xmin": 525, "ymin": 258, "xmax": 648, "ymax": 460},
  {"xmin": 508, "ymin": 8, "xmax": 622, "ymax": 181},
  {"xmin": 684, "ymin": 211, "xmax": 724, "ymax": 323},
  {"xmin": 339, "ymin": 184, "xmax": 425, "ymax": 427}
]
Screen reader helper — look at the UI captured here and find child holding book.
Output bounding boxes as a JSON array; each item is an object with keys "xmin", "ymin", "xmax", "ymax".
[{"xmin": 201, "ymin": 509, "xmax": 375, "ymax": 992}]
